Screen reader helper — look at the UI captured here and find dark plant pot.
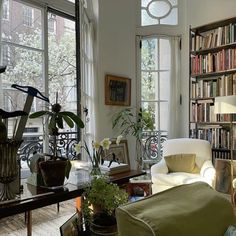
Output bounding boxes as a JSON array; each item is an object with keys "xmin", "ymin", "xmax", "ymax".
[
  {"xmin": 39, "ymin": 160, "xmax": 68, "ymax": 187},
  {"xmin": 90, "ymin": 213, "xmax": 117, "ymax": 236}
]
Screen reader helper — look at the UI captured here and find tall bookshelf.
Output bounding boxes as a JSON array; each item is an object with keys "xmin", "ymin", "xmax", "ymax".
[{"xmin": 189, "ymin": 17, "xmax": 236, "ymax": 163}]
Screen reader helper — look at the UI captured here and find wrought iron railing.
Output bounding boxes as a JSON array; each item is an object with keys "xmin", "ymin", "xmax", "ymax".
[
  {"xmin": 142, "ymin": 131, "xmax": 167, "ymax": 164},
  {"xmin": 18, "ymin": 132, "xmax": 79, "ymax": 167}
]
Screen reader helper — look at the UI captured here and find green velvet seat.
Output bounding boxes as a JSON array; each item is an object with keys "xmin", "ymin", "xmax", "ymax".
[{"xmin": 116, "ymin": 182, "xmax": 236, "ymax": 236}]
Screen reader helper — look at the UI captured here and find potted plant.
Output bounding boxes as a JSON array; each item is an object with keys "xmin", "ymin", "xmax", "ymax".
[
  {"xmin": 82, "ymin": 176, "xmax": 128, "ymax": 235},
  {"xmin": 29, "ymin": 98, "xmax": 84, "ymax": 187},
  {"xmin": 112, "ymin": 107, "xmax": 154, "ymax": 168}
]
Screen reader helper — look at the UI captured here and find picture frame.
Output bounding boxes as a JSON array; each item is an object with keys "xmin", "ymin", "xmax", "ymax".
[
  {"xmin": 105, "ymin": 74, "xmax": 131, "ymax": 106},
  {"xmin": 215, "ymin": 159, "xmax": 233, "ymax": 194},
  {"xmin": 103, "ymin": 139, "xmax": 130, "ymax": 170},
  {"xmin": 60, "ymin": 213, "xmax": 81, "ymax": 236}
]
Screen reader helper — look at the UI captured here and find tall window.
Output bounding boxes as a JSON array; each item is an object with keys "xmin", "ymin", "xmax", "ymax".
[
  {"xmin": 140, "ymin": 36, "xmax": 180, "ymax": 163},
  {"xmin": 141, "ymin": 37, "xmax": 170, "ymax": 137},
  {"xmin": 141, "ymin": 0, "xmax": 178, "ymax": 26},
  {"xmin": 139, "ymin": 0, "xmax": 180, "ymax": 164},
  {"xmin": 0, "ymin": 0, "xmax": 77, "ymax": 147},
  {"xmin": 23, "ymin": 6, "xmax": 34, "ymax": 27}
]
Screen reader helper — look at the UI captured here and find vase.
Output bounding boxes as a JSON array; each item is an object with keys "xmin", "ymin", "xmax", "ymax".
[{"xmin": 0, "ymin": 140, "xmax": 22, "ymax": 201}]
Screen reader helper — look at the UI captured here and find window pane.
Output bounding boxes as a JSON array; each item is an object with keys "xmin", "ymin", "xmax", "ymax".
[
  {"xmin": 48, "ymin": 15, "xmax": 77, "ymax": 130},
  {"xmin": 160, "ymin": 38, "xmax": 170, "ymax": 70},
  {"xmin": 1, "ymin": 0, "xmax": 42, "ymax": 49},
  {"xmin": 141, "ymin": 9, "xmax": 158, "ymax": 26},
  {"xmin": 148, "ymin": 1, "xmax": 171, "ymax": 18},
  {"xmin": 141, "ymin": 0, "xmax": 178, "ymax": 26},
  {"xmin": 141, "ymin": 71, "xmax": 157, "ymax": 100},
  {"xmin": 141, "ymin": 38, "xmax": 158, "ymax": 71},
  {"xmin": 141, "ymin": 101, "xmax": 157, "ymax": 130},
  {"xmin": 160, "ymin": 7, "xmax": 178, "ymax": 25},
  {"xmin": 160, "ymin": 102, "xmax": 168, "ymax": 131},
  {"xmin": 160, "ymin": 72, "xmax": 170, "ymax": 100}
]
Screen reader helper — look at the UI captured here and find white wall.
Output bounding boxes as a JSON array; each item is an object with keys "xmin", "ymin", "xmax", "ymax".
[{"xmin": 95, "ymin": 0, "xmax": 137, "ymax": 168}]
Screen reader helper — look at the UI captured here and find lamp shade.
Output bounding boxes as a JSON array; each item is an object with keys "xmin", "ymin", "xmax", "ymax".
[{"xmin": 214, "ymin": 95, "xmax": 236, "ymax": 114}]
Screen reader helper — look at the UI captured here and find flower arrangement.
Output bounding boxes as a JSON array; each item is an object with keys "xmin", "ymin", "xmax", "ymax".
[{"xmin": 74, "ymin": 135, "xmax": 123, "ymax": 175}]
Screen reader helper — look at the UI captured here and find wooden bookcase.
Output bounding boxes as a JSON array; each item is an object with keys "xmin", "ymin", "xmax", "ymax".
[{"xmin": 189, "ymin": 17, "xmax": 236, "ymax": 163}]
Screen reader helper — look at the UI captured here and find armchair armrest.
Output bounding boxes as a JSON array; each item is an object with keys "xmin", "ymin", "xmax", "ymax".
[
  {"xmin": 200, "ymin": 160, "xmax": 216, "ymax": 186},
  {"xmin": 151, "ymin": 159, "xmax": 168, "ymax": 175}
]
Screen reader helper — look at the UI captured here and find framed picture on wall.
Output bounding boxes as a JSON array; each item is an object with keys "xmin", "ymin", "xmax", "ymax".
[{"xmin": 105, "ymin": 74, "xmax": 131, "ymax": 106}]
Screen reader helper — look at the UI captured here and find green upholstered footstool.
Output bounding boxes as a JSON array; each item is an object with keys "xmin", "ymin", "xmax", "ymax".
[{"xmin": 116, "ymin": 182, "xmax": 236, "ymax": 236}]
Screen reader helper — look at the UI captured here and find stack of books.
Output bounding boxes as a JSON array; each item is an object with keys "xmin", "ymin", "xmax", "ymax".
[{"xmin": 100, "ymin": 161, "xmax": 129, "ymax": 175}]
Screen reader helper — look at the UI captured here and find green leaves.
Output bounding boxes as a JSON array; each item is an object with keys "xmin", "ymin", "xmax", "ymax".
[
  {"xmin": 29, "ymin": 105, "xmax": 84, "ymax": 132},
  {"xmin": 29, "ymin": 110, "xmax": 51, "ymax": 118},
  {"xmin": 112, "ymin": 107, "xmax": 154, "ymax": 141},
  {"xmin": 60, "ymin": 111, "xmax": 84, "ymax": 128}
]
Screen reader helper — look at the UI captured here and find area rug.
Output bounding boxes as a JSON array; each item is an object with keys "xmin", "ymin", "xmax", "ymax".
[{"xmin": 0, "ymin": 199, "xmax": 76, "ymax": 236}]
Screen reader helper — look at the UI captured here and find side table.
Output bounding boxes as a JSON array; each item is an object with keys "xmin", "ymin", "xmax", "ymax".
[{"xmin": 127, "ymin": 173, "xmax": 152, "ymax": 197}]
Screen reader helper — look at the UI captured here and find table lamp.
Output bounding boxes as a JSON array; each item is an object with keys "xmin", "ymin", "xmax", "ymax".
[{"xmin": 214, "ymin": 95, "xmax": 236, "ymax": 199}]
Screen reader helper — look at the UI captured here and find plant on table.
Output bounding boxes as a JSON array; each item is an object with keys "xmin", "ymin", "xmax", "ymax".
[
  {"xmin": 29, "ymin": 94, "xmax": 84, "ymax": 187},
  {"xmin": 82, "ymin": 175, "xmax": 129, "ymax": 233},
  {"xmin": 112, "ymin": 107, "xmax": 154, "ymax": 168}
]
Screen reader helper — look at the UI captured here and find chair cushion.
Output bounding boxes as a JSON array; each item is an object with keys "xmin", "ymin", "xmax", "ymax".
[
  {"xmin": 151, "ymin": 172, "xmax": 207, "ymax": 186},
  {"xmin": 164, "ymin": 154, "xmax": 199, "ymax": 173}
]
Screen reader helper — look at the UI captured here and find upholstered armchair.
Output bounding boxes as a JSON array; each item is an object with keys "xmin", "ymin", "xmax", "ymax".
[{"xmin": 151, "ymin": 138, "xmax": 216, "ymax": 194}]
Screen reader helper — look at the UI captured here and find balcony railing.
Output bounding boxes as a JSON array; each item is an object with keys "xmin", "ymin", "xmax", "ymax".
[
  {"xmin": 18, "ymin": 132, "xmax": 79, "ymax": 167},
  {"xmin": 142, "ymin": 131, "xmax": 167, "ymax": 165}
]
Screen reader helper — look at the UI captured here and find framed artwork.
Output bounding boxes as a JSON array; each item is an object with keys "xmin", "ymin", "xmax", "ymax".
[
  {"xmin": 60, "ymin": 213, "xmax": 81, "ymax": 236},
  {"xmin": 105, "ymin": 74, "xmax": 131, "ymax": 106},
  {"xmin": 103, "ymin": 139, "xmax": 130, "ymax": 169},
  {"xmin": 215, "ymin": 159, "xmax": 233, "ymax": 194}
]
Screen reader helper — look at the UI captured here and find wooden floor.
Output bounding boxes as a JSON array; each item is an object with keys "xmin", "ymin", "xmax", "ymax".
[{"xmin": 0, "ymin": 200, "xmax": 76, "ymax": 236}]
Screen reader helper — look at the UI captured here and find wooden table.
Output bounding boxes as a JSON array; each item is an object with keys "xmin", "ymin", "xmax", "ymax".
[{"xmin": 0, "ymin": 169, "xmax": 145, "ymax": 236}]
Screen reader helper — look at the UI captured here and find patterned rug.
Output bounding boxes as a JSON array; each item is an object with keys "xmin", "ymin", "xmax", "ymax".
[{"xmin": 0, "ymin": 200, "xmax": 76, "ymax": 236}]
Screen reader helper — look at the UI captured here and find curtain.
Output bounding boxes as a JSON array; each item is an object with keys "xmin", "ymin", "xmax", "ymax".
[{"xmin": 168, "ymin": 36, "xmax": 181, "ymax": 138}]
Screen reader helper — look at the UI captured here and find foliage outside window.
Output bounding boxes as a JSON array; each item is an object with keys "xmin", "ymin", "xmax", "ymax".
[{"xmin": 0, "ymin": 0, "xmax": 77, "ymax": 148}]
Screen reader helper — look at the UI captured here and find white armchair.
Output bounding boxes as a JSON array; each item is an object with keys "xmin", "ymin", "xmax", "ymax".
[{"xmin": 151, "ymin": 138, "xmax": 216, "ymax": 194}]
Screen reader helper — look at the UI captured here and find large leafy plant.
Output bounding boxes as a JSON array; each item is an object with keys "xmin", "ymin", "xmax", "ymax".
[
  {"xmin": 29, "ymin": 102, "xmax": 84, "ymax": 159},
  {"xmin": 112, "ymin": 107, "xmax": 154, "ymax": 167},
  {"xmin": 82, "ymin": 176, "xmax": 128, "ymax": 224},
  {"xmin": 112, "ymin": 107, "xmax": 154, "ymax": 141}
]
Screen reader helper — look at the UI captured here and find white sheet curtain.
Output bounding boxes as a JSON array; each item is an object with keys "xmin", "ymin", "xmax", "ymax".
[{"xmin": 168, "ymin": 36, "xmax": 181, "ymax": 139}]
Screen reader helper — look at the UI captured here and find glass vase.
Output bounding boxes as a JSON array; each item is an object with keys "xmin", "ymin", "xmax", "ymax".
[{"xmin": 0, "ymin": 140, "xmax": 22, "ymax": 201}]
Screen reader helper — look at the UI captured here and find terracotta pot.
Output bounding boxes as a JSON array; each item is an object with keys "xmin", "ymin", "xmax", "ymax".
[{"xmin": 39, "ymin": 160, "xmax": 68, "ymax": 187}]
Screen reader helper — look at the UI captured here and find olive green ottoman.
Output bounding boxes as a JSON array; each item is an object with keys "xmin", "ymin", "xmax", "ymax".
[{"xmin": 116, "ymin": 182, "xmax": 236, "ymax": 236}]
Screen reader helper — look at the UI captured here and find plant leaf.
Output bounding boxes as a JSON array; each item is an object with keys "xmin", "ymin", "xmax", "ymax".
[
  {"xmin": 29, "ymin": 111, "xmax": 51, "ymax": 118},
  {"xmin": 56, "ymin": 114, "xmax": 64, "ymax": 129},
  {"xmin": 60, "ymin": 112, "xmax": 84, "ymax": 128},
  {"xmin": 61, "ymin": 114, "xmax": 74, "ymax": 128}
]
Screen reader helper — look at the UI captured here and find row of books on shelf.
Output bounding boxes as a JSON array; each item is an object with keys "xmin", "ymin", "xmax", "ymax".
[
  {"xmin": 212, "ymin": 150, "xmax": 231, "ymax": 160},
  {"xmin": 191, "ymin": 23, "xmax": 236, "ymax": 51},
  {"xmin": 190, "ymin": 127, "xmax": 231, "ymax": 149},
  {"xmin": 191, "ymin": 102, "xmax": 236, "ymax": 122},
  {"xmin": 191, "ymin": 73, "xmax": 236, "ymax": 98},
  {"xmin": 191, "ymin": 48, "xmax": 236, "ymax": 75}
]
